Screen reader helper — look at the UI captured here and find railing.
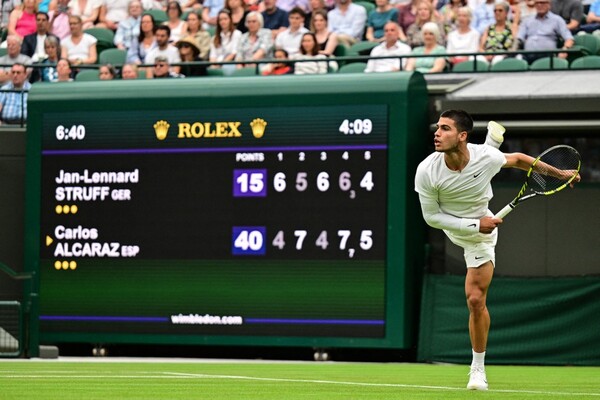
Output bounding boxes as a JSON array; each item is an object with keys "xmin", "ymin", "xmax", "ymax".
[{"xmin": 0, "ymin": 261, "xmax": 37, "ymax": 358}]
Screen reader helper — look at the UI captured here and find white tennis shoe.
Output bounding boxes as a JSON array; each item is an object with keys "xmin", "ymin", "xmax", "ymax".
[
  {"xmin": 467, "ymin": 366, "xmax": 488, "ymax": 391},
  {"xmin": 485, "ymin": 121, "xmax": 506, "ymax": 149}
]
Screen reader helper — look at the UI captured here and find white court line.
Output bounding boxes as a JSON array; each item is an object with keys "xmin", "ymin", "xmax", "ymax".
[
  {"xmin": 164, "ymin": 372, "xmax": 600, "ymax": 397},
  {"xmin": 1, "ymin": 370, "xmax": 599, "ymax": 397}
]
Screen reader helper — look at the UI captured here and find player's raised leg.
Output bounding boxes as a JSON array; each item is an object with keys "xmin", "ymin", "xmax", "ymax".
[{"xmin": 465, "ymin": 261, "xmax": 494, "ymax": 390}]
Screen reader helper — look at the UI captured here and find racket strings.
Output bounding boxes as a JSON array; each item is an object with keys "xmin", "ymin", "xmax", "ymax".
[{"xmin": 529, "ymin": 147, "xmax": 580, "ymax": 194}]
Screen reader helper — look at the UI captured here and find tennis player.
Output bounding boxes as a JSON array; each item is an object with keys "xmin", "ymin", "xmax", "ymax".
[{"xmin": 414, "ymin": 110, "xmax": 579, "ymax": 390}]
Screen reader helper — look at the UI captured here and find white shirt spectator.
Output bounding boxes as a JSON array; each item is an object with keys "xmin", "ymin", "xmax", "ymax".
[
  {"xmin": 103, "ymin": 0, "xmax": 130, "ymax": 24},
  {"xmin": 446, "ymin": 28, "xmax": 480, "ymax": 55},
  {"xmin": 364, "ymin": 40, "xmax": 411, "ymax": 72},
  {"xmin": 275, "ymin": 26, "xmax": 308, "ymax": 56},
  {"xmin": 145, "ymin": 44, "xmax": 181, "ymax": 64},
  {"xmin": 327, "ymin": 3, "xmax": 367, "ymax": 40},
  {"xmin": 62, "ymin": 33, "xmax": 97, "ymax": 61},
  {"xmin": 209, "ymin": 30, "xmax": 242, "ymax": 61},
  {"xmin": 292, "ymin": 53, "xmax": 328, "ymax": 74}
]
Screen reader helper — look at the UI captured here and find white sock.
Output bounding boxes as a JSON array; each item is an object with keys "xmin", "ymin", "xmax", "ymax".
[
  {"xmin": 472, "ymin": 349, "xmax": 486, "ymax": 368},
  {"xmin": 485, "ymin": 135, "xmax": 502, "ymax": 149}
]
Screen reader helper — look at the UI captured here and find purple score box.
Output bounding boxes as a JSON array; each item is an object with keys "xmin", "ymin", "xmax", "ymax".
[{"xmin": 233, "ymin": 169, "xmax": 267, "ymax": 197}]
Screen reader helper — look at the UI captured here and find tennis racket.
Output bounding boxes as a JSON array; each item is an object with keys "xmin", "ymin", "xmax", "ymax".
[{"xmin": 494, "ymin": 145, "xmax": 581, "ymax": 219}]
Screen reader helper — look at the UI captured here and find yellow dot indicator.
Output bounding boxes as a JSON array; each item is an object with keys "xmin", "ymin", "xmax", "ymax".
[
  {"xmin": 63, "ymin": 205, "xmax": 70, "ymax": 214},
  {"xmin": 54, "ymin": 261, "xmax": 61, "ymax": 270},
  {"xmin": 62, "ymin": 261, "xmax": 69, "ymax": 270},
  {"xmin": 71, "ymin": 205, "xmax": 78, "ymax": 214},
  {"xmin": 69, "ymin": 261, "xmax": 77, "ymax": 270},
  {"xmin": 55, "ymin": 205, "xmax": 63, "ymax": 214}
]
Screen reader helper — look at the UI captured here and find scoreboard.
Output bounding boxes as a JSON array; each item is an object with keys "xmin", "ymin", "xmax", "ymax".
[{"xmin": 24, "ymin": 74, "xmax": 428, "ymax": 352}]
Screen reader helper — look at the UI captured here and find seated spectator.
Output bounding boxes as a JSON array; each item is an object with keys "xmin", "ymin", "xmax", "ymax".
[
  {"xmin": 7, "ymin": 0, "xmax": 37, "ymax": 39},
  {"xmin": 311, "ymin": 9, "xmax": 338, "ymax": 56},
  {"xmin": 32, "ymin": 35, "xmax": 63, "ymax": 82},
  {"xmin": 202, "ymin": 0, "xmax": 225, "ymax": 30},
  {"xmin": 21, "ymin": 12, "xmax": 58, "ymax": 62},
  {"xmin": 150, "ymin": 54, "xmax": 184, "ymax": 77},
  {"xmin": 98, "ymin": 63, "xmax": 117, "ymax": 78},
  {"xmin": 0, "ymin": 63, "xmax": 31, "ymax": 125},
  {"xmin": 292, "ymin": 31, "xmax": 328, "ymax": 73},
  {"xmin": 327, "ymin": 0, "xmax": 367, "ymax": 46},
  {"xmin": 209, "ymin": 9, "xmax": 242, "ymax": 73},
  {"xmin": 164, "ymin": 1, "xmax": 188, "ymax": 43},
  {"xmin": 56, "ymin": 58, "xmax": 74, "ymax": 81},
  {"xmin": 145, "ymin": 25, "xmax": 181, "ymax": 68},
  {"xmin": 62, "ymin": 15, "xmax": 98, "ymax": 65},
  {"xmin": 48, "ymin": 0, "xmax": 71, "ymax": 40},
  {"xmin": 275, "ymin": 7, "xmax": 309, "ymax": 57},
  {"xmin": 580, "ymin": 0, "xmax": 600, "ymax": 33},
  {"xmin": 551, "ymin": 0, "xmax": 583, "ymax": 33},
  {"xmin": 365, "ymin": 21, "xmax": 411, "ymax": 72},
  {"xmin": 278, "ymin": 0, "xmax": 310, "ymax": 13},
  {"xmin": 227, "ymin": 0, "xmax": 250, "ymax": 33},
  {"xmin": 405, "ymin": 21, "xmax": 447, "ymax": 72},
  {"xmin": 366, "ymin": 0, "xmax": 400, "ymax": 43},
  {"xmin": 446, "ymin": 6, "xmax": 479, "ymax": 65},
  {"xmin": 114, "ymin": 0, "xmax": 143, "ymax": 50},
  {"xmin": 406, "ymin": 0, "xmax": 445, "ymax": 48},
  {"xmin": 235, "ymin": 11, "xmax": 273, "ymax": 67},
  {"xmin": 121, "ymin": 62, "xmax": 138, "ymax": 78},
  {"xmin": 0, "ymin": 35, "xmax": 32, "ymax": 84},
  {"xmin": 518, "ymin": 0, "xmax": 537, "ymax": 23},
  {"xmin": 2, "ymin": 0, "xmax": 23, "ymax": 33},
  {"xmin": 439, "ymin": 0, "xmax": 466, "ymax": 33},
  {"xmin": 176, "ymin": 35, "xmax": 207, "ymax": 76},
  {"xmin": 126, "ymin": 12, "xmax": 157, "ymax": 64},
  {"xmin": 472, "ymin": 0, "xmax": 496, "ymax": 34},
  {"xmin": 185, "ymin": 9, "xmax": 211, "ymax": 59},
  {"xmin": 479, "ymin": 1, "xmax": 514, "ymax": 64},
  {"xmin": 397, "ymin": 0, "xmax": 419, "ymax": 34},
  {"xmin": 305, "ymin": 0, "xmax": 326, "ymax": 29},
  {"xmin": 97, "ymin": 0, "xmax": 130, "ymax": 30},
  {"xmin": 262, "ymin": 48, "xmax": 293, "ymax": 74},
  {"xmin": 68, "ymin": 0, "xmax": 101, "ymax": 29},
  {"xmin": 262, "ymin": 0, "xmax": 288, "ymax": 38},
  {"xmin": 517, "ymin": 0, "xmax": 573, "ymax": 63}
]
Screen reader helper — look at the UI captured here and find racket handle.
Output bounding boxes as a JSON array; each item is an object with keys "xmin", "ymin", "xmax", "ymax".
[{"xmin": 494, "ymin": 204, "xmax": 514, "ymax": 219}]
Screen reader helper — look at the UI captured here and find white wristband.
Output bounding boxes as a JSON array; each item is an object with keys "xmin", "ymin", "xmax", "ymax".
[{"xmin": 460, "ymin": 218, "xmax": 480, "ymax": 234}]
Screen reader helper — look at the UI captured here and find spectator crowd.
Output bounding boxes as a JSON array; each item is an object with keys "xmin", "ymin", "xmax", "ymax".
[{"xmin": 0, "ymin": 0, "xmax": 598, "ymax": 123}]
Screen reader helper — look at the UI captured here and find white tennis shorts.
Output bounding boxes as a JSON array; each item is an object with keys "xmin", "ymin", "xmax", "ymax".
[{"xmin": 445, "ymin": 228, "xmax": 498, "ymax": 268}]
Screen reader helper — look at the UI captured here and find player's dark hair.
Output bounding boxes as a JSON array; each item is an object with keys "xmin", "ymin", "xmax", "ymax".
[{"xmin": 440, "ymin": 109, "xmax": 473, "ymax": 137}]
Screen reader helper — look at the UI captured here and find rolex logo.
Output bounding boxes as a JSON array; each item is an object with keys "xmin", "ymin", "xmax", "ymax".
[
  {"xmin": 250, "ymin": 118, "xmax": 267, "ymax": 139},
  {"xmin": 153, "ymin": 120, "xmax": 170, "ymax": 140}
]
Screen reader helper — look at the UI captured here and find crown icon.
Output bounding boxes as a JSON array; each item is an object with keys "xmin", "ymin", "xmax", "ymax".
[
  {"xmin": 153, "ymin": 120, "xmax": 170, "ymax": 140},
  {"xmin": 250, "ymin": 118, "xmax": 267, "ymax": 139}
]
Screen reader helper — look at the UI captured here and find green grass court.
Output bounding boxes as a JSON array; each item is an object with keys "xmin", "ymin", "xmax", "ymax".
[{"xmin": 1, "ymin": 359, "xmax": 599, "ymax": 399}]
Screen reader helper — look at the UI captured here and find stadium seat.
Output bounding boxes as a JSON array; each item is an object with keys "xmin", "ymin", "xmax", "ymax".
[
  {"xmin": 337, "ymin": 62, "xmax": 367, "ymax": 73},
  {"xmin": 354, "ymin": 0, "xmax": 375, "ymax": 14},
  {"xmin": 230, "ymin": 66, "xmax": 258, "ymax": 76},
  {"xmin": 574, "ymin": 33, "xmax": 600, "ymax": 56},
  {"xmin": 0, "ymin": 47, "xmax": 7, "ymax": 57},
  {"xmin": 529, "ymin": 57, "xmax": 569, "ymax": 70},
  {"xmin": 75, "ymin": 69, "xmax": 100, "ymax": 81},
  {"xmin": 489, "ymin": 58, "xmax": 528, "ymax": 71},
  {"xmin": 99, "ymin": 48, "xmax": 127, "ymax": 66},
  {"xmin": 347, "ymin": 41, "xmax": 378, "ymax": 57},
  {"xmin": 570, "ymin": 55, "xmax": 600, "ymax": 69},
  {"xmin": 206, "ymin": 68, "xmax": 224, "ymax": 76},
  {"xmin": 452, "ymin": 59, "xmax": 489, "ymax": 72},
  {"xmin": 144, "ymin": 9, "xmax": 168, "ymax": 24},
  {"xmin": 84, "ymin": 28, "xmax": 116, "ymax": 54}
]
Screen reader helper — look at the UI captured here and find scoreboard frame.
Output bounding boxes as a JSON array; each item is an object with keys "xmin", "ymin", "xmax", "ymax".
[{"xmin": 24, "ymin": 74, "xmax": 429, "ymax": 356}]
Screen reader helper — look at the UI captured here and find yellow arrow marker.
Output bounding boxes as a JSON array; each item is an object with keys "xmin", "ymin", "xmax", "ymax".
[{"xmin": 46, "ymin": 235, "xmax": 53, "ymax": 246}]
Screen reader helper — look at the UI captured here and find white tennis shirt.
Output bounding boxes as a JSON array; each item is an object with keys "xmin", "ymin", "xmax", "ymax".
[{"xmin": 415, "ymin": 143, "xmax": 506, "ymax": 236}]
